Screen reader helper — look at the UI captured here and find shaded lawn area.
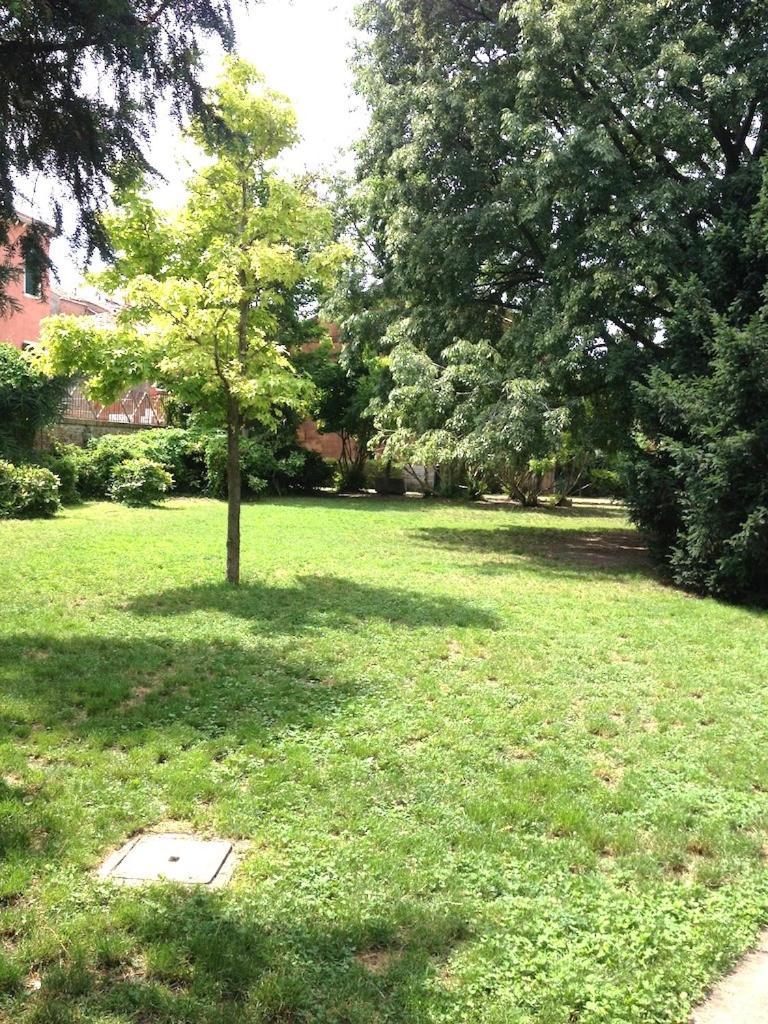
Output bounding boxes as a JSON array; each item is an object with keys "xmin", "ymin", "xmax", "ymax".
[{"xmin": 1, "ymin": 496, "xmax": 767, "ymax": 1024}]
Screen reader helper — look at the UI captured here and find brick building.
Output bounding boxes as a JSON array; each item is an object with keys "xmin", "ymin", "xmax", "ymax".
[
  {"xmin": 0, "ymin": 216, "xmax": 343, "ymax": 454},
  {"xmin": 1, "ymin": 215, "xmax": 166, "ymax": 437},
  {"xmin": 0, "ymin": 215, "xmax": 112, "ymax": 349}
]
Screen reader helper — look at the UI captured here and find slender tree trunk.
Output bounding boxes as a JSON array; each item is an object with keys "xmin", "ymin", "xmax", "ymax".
[
  {"xmin": 226, "ymin": 181, "xmax": 250, "ymax": 586},
  {"xmin": 226, "ymin": 398, "xmax": 241, "ymax": 586}
]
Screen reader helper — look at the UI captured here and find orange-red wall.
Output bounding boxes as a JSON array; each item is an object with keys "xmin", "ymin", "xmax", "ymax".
[
  {"xmin": 1, "ymin": 223, "xmax": 110, "ymax": 349},
  {"xmin": 0, "ymin": 223, "xmax": 52, "ymax": 348}
]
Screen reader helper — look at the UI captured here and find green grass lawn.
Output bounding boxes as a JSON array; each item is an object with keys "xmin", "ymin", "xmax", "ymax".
[{"xmin": 1, "ymin": 496, "xmax": 768, "ymax": 1024}]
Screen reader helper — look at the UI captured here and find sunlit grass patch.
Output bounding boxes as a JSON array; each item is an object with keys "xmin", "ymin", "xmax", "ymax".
[{"xmin": 1, "ymin": 496, "xmax": 767, "ymax": 1023}]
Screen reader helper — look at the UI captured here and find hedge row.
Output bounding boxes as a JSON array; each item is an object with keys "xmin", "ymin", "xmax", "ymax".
[{"xmin": 1, "ymin": 429, "xmax": 335, "ymax": 517}]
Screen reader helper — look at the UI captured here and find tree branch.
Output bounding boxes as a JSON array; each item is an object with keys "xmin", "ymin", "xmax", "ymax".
[
  {"xmin": 752, "ymin": 112, "xmax": 768, "ymax": 162},
  {"xmin": 735, "ymin": 98, "xmax": 759, "ymax": 157}
]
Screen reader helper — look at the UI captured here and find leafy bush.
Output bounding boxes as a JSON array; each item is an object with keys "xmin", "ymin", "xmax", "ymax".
[
  {"xmin": 63, "ymin": 427, "xmax": 334, "ymax": 503},
  {"xmin": 0, "ymin": 346, "xmax": 68, "ymax": 459},
  {"xmin": 0, "ymin": 460, "xmax": 61, "ymax": 518},
  {"xmin": 334, "ymin": 462, "xmax": 367, "ymax": 492},
  {"xmin": 292, "ymin": 450, "xmax": 334, "ymax": 492},
  {"xmin": 35, "ymin": 444, "xmax": 79, "ymax": 504},
  {"xmin": 204, "ymin": 435, "xmax": 277, "ymax": 498},
  {"xmin": 584, "ymin": 468, "xmax": 625, "ymax": 500},
  {"xmin": 108, "ymin": 458, "xmax": 173, "ymax": 506},
  {"xmin": 70, "ymin": 430, "xmax": 205, "ymax": 499},
  {"xmin": 72, "ymin": 435, "xmax": 140, "ymax": 498},
  {"xmin": 204, "ymin": 434, "xmax": 333, "ymax": 497},
  {"xmin": 139, "ymin": 429, "xmax": 207, "ymax": 493}
]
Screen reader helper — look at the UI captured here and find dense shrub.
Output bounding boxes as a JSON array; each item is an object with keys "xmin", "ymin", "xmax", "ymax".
[
  {"xmin": 138, "ymin": 429, "xmax": 207, "ymax": 492},
  {"xmin": 204, "ymin": 435, "xmax": 278, "ymax": 498},
  {"xmin": 334, "ymin": 461, "xmax": 367, "ymax": 493},
  {"xmin": 108, "ymin": 458, "xmax": 173, "ymax": 505},
  {"xmin": 627, "ymin": 293, "xmax": 768, "ymax": 599},
  {"xmin": 581, "ymin": 468, "xmax": 625, "ymax": 500},
  {"xmin": 204, "ymin": 434, "xmax": 333, "ymax": 497},
  {"xmin": 35, "ymin": 445, "xmax": 79, "ymax": 504},
  {"xmin": 72, "ymin": 435, "xmax": 141, "ymax": 498},
  {"xmin": 0, "ymin": 460, "xmax": 60, "ymax": 518},
  {"xmin": 65, "ymin": 427, "xmax": 333, "ymax": 502},
  {"xmin": 0, "ymin": 346, "xmax": 68, "ymax": 459},
  {"xmin": 70, "ymin": 430, "xmax": 204, "ymax": 499},
  {"xmin": 298, "ymin": 451, "xmax": 336, "ymax": 492}
]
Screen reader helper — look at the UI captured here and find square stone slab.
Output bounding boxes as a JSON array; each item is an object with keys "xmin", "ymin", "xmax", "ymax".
[{"xmin": 100, "ymin": 833, "xmax": 233, "ymax": 885}]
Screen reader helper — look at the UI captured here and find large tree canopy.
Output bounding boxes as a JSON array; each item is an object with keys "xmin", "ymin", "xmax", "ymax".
[
  {"xmin": 348, "ymin": 0, "xmax": 768, "ymax": 597},
  {"xmin": 0, "ymin": 0, "xmax": 237, "ymax": 292},
  {"xmin": 354, "ymin": 0, "xmax": 767, "ymax": 359}
]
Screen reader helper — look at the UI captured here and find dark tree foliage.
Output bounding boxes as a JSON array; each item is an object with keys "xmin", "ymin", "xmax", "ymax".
[
  {"xmin": 0, "ymin": 0, "xmax": 237, "ymax": 310},
  {"xmin": 295, "ymin": 338, "xmax": 381, "ymax": 487},
  {"xmin": 0, "ymin": 344, "xmax": 68, "ymax": 458},
  {"xmin": 351, "ymin": 0, "xmax": 768, "ymax": 598}
]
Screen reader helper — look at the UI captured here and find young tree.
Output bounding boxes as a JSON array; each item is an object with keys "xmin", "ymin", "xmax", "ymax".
[{"xmin": 38, "ymin": 59, "xmax": 347, "ymax": 585}]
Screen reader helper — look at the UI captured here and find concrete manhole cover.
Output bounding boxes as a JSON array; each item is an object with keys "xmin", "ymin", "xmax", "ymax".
[{"xmin": 98, "ymin": 832, "xmax": 235, "ymax": 886}]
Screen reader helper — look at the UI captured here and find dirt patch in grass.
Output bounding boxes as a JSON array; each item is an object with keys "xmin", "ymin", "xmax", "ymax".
[
  {"xmin": 119, "ymin": 672, "xmax": 175, "ymax": 710},
  {"xmin": 356, "ymin": 948, "xmax": 401, "ymax": 974}
]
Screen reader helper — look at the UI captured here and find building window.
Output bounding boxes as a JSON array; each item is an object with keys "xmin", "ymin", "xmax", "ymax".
[{"xmin": 24, "ymin": 254, "xmax": 43, "ymax": 298}]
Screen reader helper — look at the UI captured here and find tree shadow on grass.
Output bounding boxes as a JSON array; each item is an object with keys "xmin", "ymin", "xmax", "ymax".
[
  {"xmin": 0, "ymin": 633, "xmax": 359, "ymax": 746},
  {"xmin": 13, "ymin": 887, "xmax": 466, "ymax": 1023},
  {"xmin": 3, "ymin": 575, "xmax": 496, "ymax": 746},
  {"xmin": 409, "ymin": 525, "xmax": 653, "ymax": 581},
  {"xmin": 123, "ymin": 574, "xmax": 500, "ymax": 635},
  {"xmin": 2, "ymin": 575, "xmax": 495, "ymax": 738},
  {"xmin": 0, "ymin": 579, "xmax": 496, "ymax": 875},
  {"xmin": 0, "ymin": 776, "xmax": 56, "ymax": 903},
  {"xmin": 265, "ymin": 494, "xmax": 628, "ymax": 519},
  {"xmin": 0, "ymin": 632, "xmax": 366, "ymax": 877}
]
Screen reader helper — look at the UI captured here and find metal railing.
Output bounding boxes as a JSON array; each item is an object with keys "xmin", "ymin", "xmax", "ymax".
[{"xmin": 64, "ymin": 383, "xmax": 166, "ymax": 427}]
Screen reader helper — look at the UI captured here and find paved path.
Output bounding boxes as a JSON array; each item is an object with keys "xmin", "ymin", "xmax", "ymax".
[{"xmin": 692, "ymin": 930, "xmax": 768, "ymax": 1023}]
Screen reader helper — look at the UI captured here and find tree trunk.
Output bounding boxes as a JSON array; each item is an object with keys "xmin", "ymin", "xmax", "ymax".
[{"xmin": 226, "ymin": 399, "xmax": 241, "ymax": 586}]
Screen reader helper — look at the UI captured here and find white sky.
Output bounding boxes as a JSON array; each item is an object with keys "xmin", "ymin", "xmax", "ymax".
[{"xmin": 48, "ymin": 0, "xmax": 367, "ymax": 292}]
